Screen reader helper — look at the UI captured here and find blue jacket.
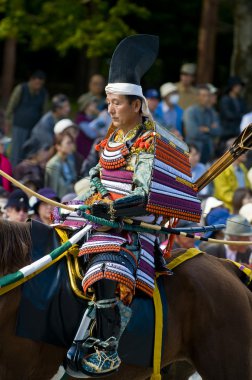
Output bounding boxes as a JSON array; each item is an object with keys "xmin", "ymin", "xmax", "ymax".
[{"xmin": 154, "ymin": 102, "xmax": 183, "ymax": 135}]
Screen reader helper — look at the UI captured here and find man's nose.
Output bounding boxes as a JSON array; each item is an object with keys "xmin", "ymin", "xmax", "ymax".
[{"xmin": 108, "ymin": 104, "xmax": 115, "ymax": 114}]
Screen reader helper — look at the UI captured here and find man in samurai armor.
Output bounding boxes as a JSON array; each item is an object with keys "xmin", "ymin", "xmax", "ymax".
[{"xmin": 60, "ymin": 35, "xmax": 201, "ymax": 377}]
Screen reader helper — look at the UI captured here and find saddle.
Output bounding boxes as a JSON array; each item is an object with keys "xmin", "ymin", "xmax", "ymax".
[{"xmin": 16, "ymin": 220, "xmax": 168, "ymax": 367}]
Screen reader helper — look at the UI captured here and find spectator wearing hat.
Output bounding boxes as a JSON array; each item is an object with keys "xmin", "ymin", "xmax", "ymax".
[
  {"xmin": 172, "ymin": 220, "xmax": 199, "ymax": 250},
  {"xmin": 199, "ymin": 206, "xmax": 230, "ymax": 251},
  {"xmin": 78, "ymin": 74, "xmax": 106, "ymax": 112},
  {"xmin": 45, "ymin": 132, "xmax": 77, "ymax": 199},
  {"xmin": 175, "ymin": 63, "xmax": 198, "ymax": 110},
  {"xmin": 54, "ymin": 118, "xmax": 83, "ymax": 176},
  {"xmin": 30, "ymin": 93, "xmax": 71, "ymax": 148},
  {"xmin": 219, "ymin": 76, "xmax": 246, "ymax": 141},
  {"xmin": 0, "ymin": 133, "xmax": 12, "ymax": 192},
  {"xmin": 214, "ymin": 153, "xmax": 251, "ymax": 211},
  {"xmin": 184, "ymin": 84, "xmax": 220, "ymax": 164},
  {"xmin": 5, "ymin": 70, "xmax": 48, "ymax": 166},
  {"xmin": 13, "ymin": 136, "xmax": 51, "ymax": 190},
  {"xmin": 31, "ymin": 187, "xmax": 59, "ymax": 225},
  {"xmin": 155, "ymin": 82, "xmax": 183, "ymax": 137},
  {"xmin": 206, "ymin": 83, "xmax": 218, "ymax": 108},
  {"xmin": 204, "ymin": 215, "xmax": 252, "ymax": 265},
  {"xmin": 4, "ymin": 189, "xmax": 29, "ymax": 222},
  {"xmin": 54, "ymin": 118, "xmax": 79, "ymax": 140}
]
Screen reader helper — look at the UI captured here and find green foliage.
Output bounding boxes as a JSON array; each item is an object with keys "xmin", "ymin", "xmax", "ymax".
[{"xmin": 0, "ymin": 0, "xmax": 149, "ymax": 56}]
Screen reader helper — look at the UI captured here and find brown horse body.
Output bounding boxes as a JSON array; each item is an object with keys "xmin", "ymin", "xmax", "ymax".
[{"xmin": 0, "ymin": 220, "xmax": 251, "ymax": 380}]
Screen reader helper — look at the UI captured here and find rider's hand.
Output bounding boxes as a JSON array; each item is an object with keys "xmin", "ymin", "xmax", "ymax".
[{"xmin": 91, "ymin": 201, "xmax": 111, "ymax": 220}]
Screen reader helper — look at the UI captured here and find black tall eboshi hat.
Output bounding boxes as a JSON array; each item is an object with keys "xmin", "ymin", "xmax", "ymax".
[{"xmin": 108, "ymin": 34, "xmax": 159, "ymax": 85}]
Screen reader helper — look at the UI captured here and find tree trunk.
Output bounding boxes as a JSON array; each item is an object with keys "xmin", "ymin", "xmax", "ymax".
[
  {"xmin": 231, "ymin": 0, "xmax": 252, "ymax": 108},
  {"xmin": 75, "ymin": 50, "xmax": 88, "ymax": 95},
  {"xmin": 197, "ymin": 0, "xmax": 220, "ymax": 84},
  {"xmin": 1, "ymin": 38, "xmax": 17, "ymax": 107}
]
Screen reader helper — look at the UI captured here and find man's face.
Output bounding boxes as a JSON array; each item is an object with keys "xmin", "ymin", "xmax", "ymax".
[
  {"xmin": 175, "ymin": 235, "xmax": 195, "ymax": 249},
  {"xmin": 89, "ymin": 75, "xmax": 105, "ymax": 96},
  {"xmin": 236, "ymin": 153, "xmax": 247, "ymax": 164},
  {"xmin": 228, "ymin": 235, "xmax": 252, "ymax": 253},
  {"xmin": 38, "ymin": 202, "xmax": 54, "ymax": 224},
  {"xmin": 198, "ymin": 89, "xmax": 210, "ymax": 106},
  {"xmin": 56, "ymin": 101, "xmax": 71, "ymax": 118},
  {"xmin": 189, "ymin": 147, "xmax": 200, "ymax": 167},
  {"xmin": 30, "ymin": 78, "xmax": 45, "ymax": 92},
  {"xmin": 6, "ymin": 206, "xmax": 28, "ymax": 222},
  {"xmin": 57, "ymin": 134, "xmax": 75, "ymax": 155},
  {"xmin": 232, "ymin": 84, "xmax": 243, "ymax": 96},
  {"xmin": 180, "ymin": 73, "xmax": 194, "ymax": 86},
  {"xmin": 147, "ymin": 97, "xmax": 159, "ymax": 113},
  {"xmin": 106, "ymin": 93, "xmax": 141, "ymax": 130}
]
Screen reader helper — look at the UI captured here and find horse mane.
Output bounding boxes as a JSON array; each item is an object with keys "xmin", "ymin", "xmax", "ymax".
[{"xmin": 0, "ymin": 220, "xmax": 31, "ymax": 275}]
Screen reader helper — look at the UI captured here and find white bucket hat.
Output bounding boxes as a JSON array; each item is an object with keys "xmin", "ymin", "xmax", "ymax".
[
  {"xmin": 160, "ymin": 82, "xmax": 177, "ymax": 98},
  {"xmin": 239, "ymin": 203, "xmax": 252, "ymax": 224}
]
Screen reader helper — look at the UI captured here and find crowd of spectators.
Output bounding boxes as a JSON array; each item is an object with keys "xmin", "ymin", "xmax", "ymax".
[{"xmin": 1, "ymin": 65, "xmax": 252, "ymax": 266}]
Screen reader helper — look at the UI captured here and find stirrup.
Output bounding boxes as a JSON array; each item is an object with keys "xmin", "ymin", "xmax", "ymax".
[{"xmin": 82, "ymin": 349, "xmax": 121, "ymax": 376}]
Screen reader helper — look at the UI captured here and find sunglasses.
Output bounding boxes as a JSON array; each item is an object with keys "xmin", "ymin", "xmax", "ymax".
[{"xmin": 15, "ymin": 206, "xmax": 28, "ymax": 213}]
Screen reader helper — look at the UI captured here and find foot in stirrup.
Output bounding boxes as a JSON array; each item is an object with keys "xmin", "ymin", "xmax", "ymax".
[{"xmin": 82, "ymin": 337, "xmax": 121, "ymax": 375}]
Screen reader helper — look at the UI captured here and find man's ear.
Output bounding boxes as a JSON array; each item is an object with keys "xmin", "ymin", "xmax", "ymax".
[{"xmin": 133, "ymin": 99, "xmax": 142, "ymax": 113}]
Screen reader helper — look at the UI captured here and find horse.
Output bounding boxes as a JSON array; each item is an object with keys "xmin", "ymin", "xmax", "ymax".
[{"xmin": 0, "ymin": 219, "xmax": 252, "ymax": 380}]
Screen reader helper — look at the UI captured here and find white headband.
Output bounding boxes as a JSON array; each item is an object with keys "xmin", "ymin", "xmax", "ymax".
[{"xmin": 105, "ymin": 82, "xmax": 153, "ymax": 120}]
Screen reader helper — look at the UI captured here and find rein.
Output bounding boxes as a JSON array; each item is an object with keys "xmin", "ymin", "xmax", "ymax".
[
  {"xmin": 1, "ymin": 160, "xmax": 252, "ymax": 295},
  {"xmin": 0, "ymin": 169, "xmax": 252, "ymax": 245}
]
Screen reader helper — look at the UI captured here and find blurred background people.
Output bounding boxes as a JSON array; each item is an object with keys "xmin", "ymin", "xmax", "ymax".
[
  {"xmin": 4, "ymin": 189, "xmax": 29, "ymax": 222},
  {"xmin": 239, "ymin": 203, "xmax": 252, "ymax": 224},
  {"xmin": 199, "ymin": 203, "xmax": 230, "ymax": 250},
  {"xmin": 13, "ymin": 136, "xmax": 51, "ymax": 190},
  {"xmin": 6, "ymin": 70, "xmax": 48, "ymax": 166},
  {"xmin": 30, "ymin": 93, "xmax": 71, "ymax": 148},
  {"xmin": 75, "ymin": 95, "xmax": 100, "ymax": 158},
  {"xmin": 205, "ymin": 215, "xmax": 252, "ymax": 265},
  {"xmin": 31, "ymin": 187, "xmax": 59, "ymax": 225},
  {"xmin": 78, "ymin": 74, "xmax": 106, "ymax": 112},
  {"xmin": 0, "ymin": 132, "xmax": 12, "ymax": 192},
  {"xmin": 184, "ymin": 84, "xmax": 220, "ymax": 164},
  {"xmin": 232, "ymin": 187, "xmax": 252, "ymax": 215},
  {"xmin": 54, "ymin": 118, "xmax": 83, "ymax": 176},
  {"xmin": 144, "ymin": 89, "xmax": 160, "ymax": 119},
  {"xmin": 207, "ymin": 83, "xmax": 219, "ymax": 108},
  {"xmin": 188, "ymin": 143, "xmax": 212, "ymax": 198},
  {"xmin": 45, "ymin": 132, "xmax": 77, "ymax": 199},
  {"xmin": 175, "ymin": 63, "xmax": 198, "ymax": 110},
  {"xmin": 214, "ymin": 152, "xmax": 251, "ymax": 211},
  {"xmin": 155, "ymin": 82, "xmax": 183, "ymax": 137},
  {"xmin": 219, "ymin": 76, "xmax": 246, "ymax": 141}
]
